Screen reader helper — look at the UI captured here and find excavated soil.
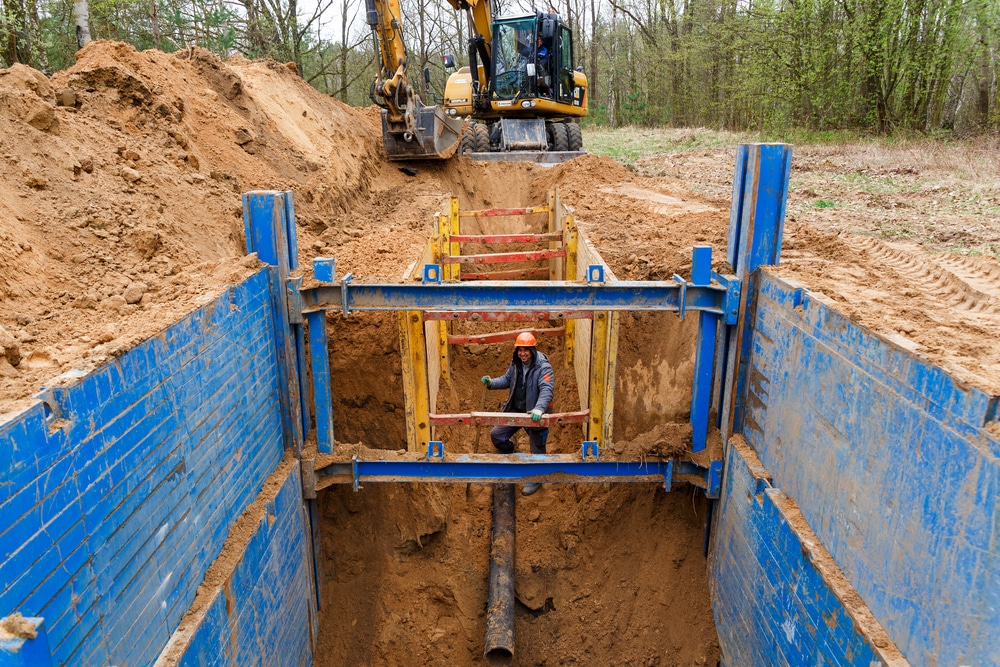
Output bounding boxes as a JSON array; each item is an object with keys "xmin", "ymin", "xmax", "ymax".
[{"xmin": 2, "ymin": 41, "xmax": 998, "ymax": 666}]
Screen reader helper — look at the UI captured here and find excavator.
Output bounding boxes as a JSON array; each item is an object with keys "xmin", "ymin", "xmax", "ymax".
[
  {"xmin": 442, "ymin": 5, "xmax": 588, "ymax": 158},
  {"xmin": 366, "ymin": 0, "xmax": 587, "ymax": 161},
  {"xmin": 366, "ymin": 0, "xmax": 466, "ymax": 159}
]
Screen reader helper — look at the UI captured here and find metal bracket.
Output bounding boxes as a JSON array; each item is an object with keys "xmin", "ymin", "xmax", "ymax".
[
  {"xmin": 340, "ymin": 273, "xmax": 353, "ymax": 318},
  {"xmin": 663, "ymin": 460, "xmax": 674, "ymax": 490},
  {"xmin": 672, "ymin": 274, "xmax": 688, "ymax": 321},
  {"xmin": 423, "ymin": 264, "xmax": 443, "ymax": 284},
  {"xmin": 707, "ymin": 460, "xmax": 723, "ymax": 498},
  {"xmin": 586, "ymin": 265, "xmax": 604, "ymax": 284},
  {"xmin": 712, "ymin": 272, "xmax": 741, "ymax": 325},
  {"xmin": 301, "ymin": 458, "xmax": 317, "ymax": 499},
  {"xmin": 581, "ymin": 440, "xmax": 599, "ymax": 460},
  {"xmin": 428, "ymin": 440, "xmax": 445, "ymax": 460},
  {"xmin": 313, "ymin": 257, "xmax": 336, "ymax": 282},
  {"xmin": 286, "ymin": 276, "xmax": 304, "ymax": 324}
]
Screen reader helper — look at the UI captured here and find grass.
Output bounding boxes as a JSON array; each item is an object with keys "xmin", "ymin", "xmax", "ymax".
[{"xmin": 582, "ymin": 126, "xmax": 750, "ymax": 163}]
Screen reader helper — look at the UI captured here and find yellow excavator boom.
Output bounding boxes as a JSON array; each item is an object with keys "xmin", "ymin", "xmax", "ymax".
[{"xmin": 366, "ymin": 0, "xmax": 464, "ymax": 160}]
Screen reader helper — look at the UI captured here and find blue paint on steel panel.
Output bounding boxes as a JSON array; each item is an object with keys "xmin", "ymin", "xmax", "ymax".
[
  {"xmin": 712, "ymin": 442, "xmax": 893, "ymax": 666},
  {"xmin": 301, "ymin": 280, "xmax": 730, "ymax": 315},
  {"xmin": 307, "ymin": 311, "xmax": 334, "ymax": 454},
  {"xmin": 726, "ymin": 145, "xmax": 749, "ymax": 269},
  {"xmin": 742, "ymin": 270, "xmax": 999, "ymax": 666},
  {"xmin": 0, "ymin": 617, "xmax": 54, "ymax": 667},
  {"xmin": 0, "ymin": 265, "xmax": 298, "ymax": 664}
]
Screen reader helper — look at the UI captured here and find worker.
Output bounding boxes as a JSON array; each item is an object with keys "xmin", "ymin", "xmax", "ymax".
[
  {"xmin": 481, "ymin": 331, "xmax": 554, "ymax": 496},
  {"xmin": 536, "ymin": 36, "xmax": 552, "ymax": 97}
]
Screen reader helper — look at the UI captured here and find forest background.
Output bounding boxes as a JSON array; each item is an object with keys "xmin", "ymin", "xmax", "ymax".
[{"xmin": 1, "ymin": 0, "xmax": 999, "ymax": 134}]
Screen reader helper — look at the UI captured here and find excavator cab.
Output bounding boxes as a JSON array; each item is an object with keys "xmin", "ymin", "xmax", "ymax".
[{"xmin": 443, "ymin": 11, "xmax": 588, "ymax": 157}]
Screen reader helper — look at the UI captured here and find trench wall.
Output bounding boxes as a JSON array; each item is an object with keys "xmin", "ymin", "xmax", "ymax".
[
  {"xmin": 713, "ymin": 270, "xmax": 999, "ymax": 666},
  {"xmin": 0, "ymin": 268, "xmax": 314, "ymax": 666}
]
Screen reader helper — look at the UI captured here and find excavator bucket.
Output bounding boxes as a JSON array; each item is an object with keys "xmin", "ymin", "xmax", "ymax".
[{"xmin": 382, "ymin": 106, "xmax": 465, "ymax": 160}]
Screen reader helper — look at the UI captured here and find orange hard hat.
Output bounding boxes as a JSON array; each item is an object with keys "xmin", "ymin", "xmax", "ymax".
[{"xmin": 515, "ymin": 332, "xmax": 537, "ymax": 347}]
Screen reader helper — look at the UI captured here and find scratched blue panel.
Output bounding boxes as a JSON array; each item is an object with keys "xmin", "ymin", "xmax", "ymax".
[
  {"xmin": 740, "ymin": 271, "xmax": 1000, "ymax": 666},
  {"xmin": 176, "ymin": 590, "xmax": 231, "ymax": 667},
  {"xmin": 712, "ymin": 443, "xmax": 892, "ymax": 665},
  {"xmin": 0, "ymin": 271, "xmax": 290, "ymax": 666}
]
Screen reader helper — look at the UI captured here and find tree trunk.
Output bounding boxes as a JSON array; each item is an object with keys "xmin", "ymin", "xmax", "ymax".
[
  {"xmin": 74, "ymin": 0, "xmax": 92, "ymax": 49},
  {"xmin": 150, "ymin": 0, "xmax": 161, "ymax": 50},
  {"xmin": 588, "ymin": 0, "xmax": 598, "ymax": 103}
]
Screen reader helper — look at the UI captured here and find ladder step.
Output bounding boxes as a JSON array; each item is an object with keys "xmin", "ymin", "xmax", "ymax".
[
  {"xmin": 450, "ymin": 233, "xmax": 563, "ymax": 244},
  {"xmin": 441, "ymin": 249, "xmax": 566, "ymax": 264},
  {"xmin": 448, "ymin": 327, "xmax": 565, "ymax": 346},
  {"xmin": 424, "ymin": 311, "xmax": 594, "ymax": 322},
  {"xmin": 460, "ymin": 268, "xmax": 551, "ymax": 281},
  {"xmin": 460, "ymin": 205, "xmax": 549, "ymax": 218},
  {"xmin": 429, "ymin": 410, "xmax": 590, "ymax": 427}
]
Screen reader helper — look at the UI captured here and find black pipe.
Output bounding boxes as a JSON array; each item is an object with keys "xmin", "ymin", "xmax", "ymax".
[{"xmin": 484, "ymin": 483, "xmax": 515, "ymax": 665}]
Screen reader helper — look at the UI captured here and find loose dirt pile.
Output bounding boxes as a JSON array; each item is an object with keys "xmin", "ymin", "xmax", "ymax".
[{"xmin": 2, "ymin": 41, "xmax": 998, "ymax": 666}]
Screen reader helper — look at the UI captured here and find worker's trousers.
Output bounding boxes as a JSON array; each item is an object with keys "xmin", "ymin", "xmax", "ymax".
[{"xmin": 490, "ymin": 425, "xmax": 548, "ymax": 455}]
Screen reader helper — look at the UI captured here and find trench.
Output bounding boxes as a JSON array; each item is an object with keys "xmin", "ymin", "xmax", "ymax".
[
  {"xmin": 312, "ymin": 315, "xmax": 720, "ymax": 667},
  {"xmin": 309, "ymin": 161, "xmax": 721, "ymax": 665}
]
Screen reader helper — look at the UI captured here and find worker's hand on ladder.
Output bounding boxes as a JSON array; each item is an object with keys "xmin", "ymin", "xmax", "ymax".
[
  {"xmin": 530, "ymin": 409, "xmax": 543, "ymax": 422},
  {"xmin": 481, "ymin": 376, "xmax": 491, "ymax": 386}
]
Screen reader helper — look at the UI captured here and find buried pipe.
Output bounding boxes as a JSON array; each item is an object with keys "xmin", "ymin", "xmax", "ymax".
[{"xmin": 484, "ymin": 483, "xmax": 516, "ymax": 665}]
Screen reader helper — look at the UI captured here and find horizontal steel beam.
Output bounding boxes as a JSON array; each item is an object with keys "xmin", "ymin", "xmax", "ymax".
[
  {"xmin": 315, "ymin": 453, "xmax": 674, "ymax": 490},
  {"xmin": 429, "ymin": 409, "xmax": 587, "ymax": 427},
  {"xmin": 296, "ymin": 280, "xmax": 735, "ymax": 317},
  {"xmin": 313, "ymin": 452, "xmax": 721, "ymax": 497}
]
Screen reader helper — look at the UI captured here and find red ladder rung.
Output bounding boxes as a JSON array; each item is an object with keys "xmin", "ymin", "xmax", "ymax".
[
  {"xmin": 441, "ymin": 249, "xmax": 565, "ymax": 265},
  {"xmin": 460, "ymin": 206, "xmax": 549, "ymax": 218},
  {"xmin": 450, "ymin": 233, "xmax": 563, "ymax": 244},
  {"xmin": 448, "ymin": 327, "xmax": 565, "ymax": 346},
  {"xmin": 423, "ymin": 311, "xmax": 594, "ymax": 322},
  {"xmin": 459, "ymin": 268, "xmax": 550, "ymax": 281}
]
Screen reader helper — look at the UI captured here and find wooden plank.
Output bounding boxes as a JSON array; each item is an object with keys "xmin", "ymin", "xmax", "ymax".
[
  {"xmin": 587, "ymin": 311, "xmax": 610, "ymax": 444},
  {"xmin": 398, "ymin": 310, "xmax": 430, "ymax": 451},
  {"xmin": 564, "ymin": 217, "xmax": 578, "ymax": 369}
]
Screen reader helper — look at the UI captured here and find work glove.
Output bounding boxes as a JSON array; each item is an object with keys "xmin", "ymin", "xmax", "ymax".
[
  {"xmin": 530, "ymin": 409, "xmax": 543, "ymax": 422},
  {"xmin": 481, "ymin": 376, "xmax": 491, "ymax": 386}
]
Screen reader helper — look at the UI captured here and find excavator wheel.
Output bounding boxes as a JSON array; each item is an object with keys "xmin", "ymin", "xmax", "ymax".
[
  {"xmin": 459, "ymin": 127, "xmax": 476, "ymax": 154},
  {"xmin": 549, "ymin": 122, "xmax": 569, "ymax": 152},
  {"xmin": 460, "ymin": 122, "xmax": 492, "ymax": 154},
  {"xmin": 472, "ymin": 122, "xmax": 491, "ymax": 152},
  {"xmin": 566, "ymin": 122, "xmax": 583, "ymax": 151}
]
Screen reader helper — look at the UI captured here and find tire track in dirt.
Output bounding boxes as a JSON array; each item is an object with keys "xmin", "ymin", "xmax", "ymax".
[{"xmin": 845, "ymin": 236, "xmax": 1000, "ymax": 315}]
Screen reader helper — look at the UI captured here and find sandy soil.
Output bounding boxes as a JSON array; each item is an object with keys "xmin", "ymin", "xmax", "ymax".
[{"xmin": 2, "ymin": 41, "xmax": 998, "ymax": 666}]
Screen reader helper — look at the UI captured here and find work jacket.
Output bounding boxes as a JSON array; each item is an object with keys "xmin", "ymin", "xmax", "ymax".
[{"xmin": 487, "ymin": 348, "xmax": 554, "ymax": 416}]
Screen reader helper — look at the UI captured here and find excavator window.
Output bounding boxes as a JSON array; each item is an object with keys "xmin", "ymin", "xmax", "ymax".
[
  {"xmin": 557, "ymin": 25, "xmax": 574, "ymax": 104},
  {"xmin": 492, "ymin": 19, "xmax": 535, "ymax": 99}
]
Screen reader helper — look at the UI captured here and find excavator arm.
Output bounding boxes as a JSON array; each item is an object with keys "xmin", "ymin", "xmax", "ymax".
[
  {"xmin": 366, "ymin": 0, "xmax": 465, "ymax": 160},
  {"xmin": 445, "ymin": 0, "xmax": 493, "ymax": 107}
]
